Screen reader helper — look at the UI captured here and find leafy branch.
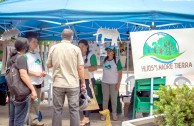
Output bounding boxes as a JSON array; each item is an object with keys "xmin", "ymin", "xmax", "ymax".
[{"xmin": 154, "ymin": 84, "xmax": 194, "ymax": 126}]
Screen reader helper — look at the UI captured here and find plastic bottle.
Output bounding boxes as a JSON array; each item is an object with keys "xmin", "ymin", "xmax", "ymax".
[{"xmin": 34, "ymin": 98, "xmax": 41, "ymax": 104}]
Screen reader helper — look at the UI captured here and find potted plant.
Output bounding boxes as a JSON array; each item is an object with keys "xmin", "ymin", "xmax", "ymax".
[{"xmin": 154, "ymin": 84, "xmax": 194, "ymax": 126}]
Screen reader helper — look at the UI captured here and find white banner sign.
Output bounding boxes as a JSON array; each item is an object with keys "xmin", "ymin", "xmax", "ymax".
[{"xmin": 131, "ymin": 28, "xmax": 194, "ymax": 79}]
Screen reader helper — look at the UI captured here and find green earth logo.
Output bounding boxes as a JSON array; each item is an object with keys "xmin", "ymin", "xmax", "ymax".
[
  {"xmin": 105, "ymin": 65, "xmax": 111, "ymax": 69},
  {"xmin": 35, "ymin": 59, "xmax": 41, "ymax": 64},
  {"xmin": 141, "ymin": 32, "xmax": 184, "ymax": 64}
]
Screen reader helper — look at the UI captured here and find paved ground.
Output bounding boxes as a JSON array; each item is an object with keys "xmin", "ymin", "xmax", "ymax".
[
  {"xmin": 0, "ymin": 70, "xmax": 134, "ymax": 126},
  {"xmin": 1, "ymin": 69, "xmax": 183, "ymax": 126},
  {"xmin": 0, "ymin": 101, "xmax": 127, "ymax": 126}
]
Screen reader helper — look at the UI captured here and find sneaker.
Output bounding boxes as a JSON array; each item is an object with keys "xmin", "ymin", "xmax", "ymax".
[
  {"xmin": 112, "ymin": 113, "xmax": 117, "ymax": 121},
  {"xmin": 101, "ymin": 115, "xmax": 106, "ymax": 121}
]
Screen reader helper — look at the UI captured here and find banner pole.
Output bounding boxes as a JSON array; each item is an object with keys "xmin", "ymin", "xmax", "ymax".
[
  {"xmin": 150, "ymin": 77, "xmax": 154, "ymax": 116},
  {"xmin": 126, "ymin": 41, "xmax": 130, "ymax": 95}
]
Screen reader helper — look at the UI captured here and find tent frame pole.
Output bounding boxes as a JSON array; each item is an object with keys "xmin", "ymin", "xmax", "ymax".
[{"xmin": 126, "ymin": 40, "xmax": 130, "ymax": 95}]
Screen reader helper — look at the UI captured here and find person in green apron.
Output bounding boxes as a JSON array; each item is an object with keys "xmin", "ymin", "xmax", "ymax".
[
  {"xmin": 101, "ymin": 46, "xmax": 123, "ymax": 121},
  {"xmin": 78, "ymin": 39, "xmax": 97, "ymax": 126}
]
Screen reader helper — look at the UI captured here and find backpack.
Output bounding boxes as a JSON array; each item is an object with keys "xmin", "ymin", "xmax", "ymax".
[{"xmin": 5, "ymin": 55, "xmax": 31, "ymax": 100}]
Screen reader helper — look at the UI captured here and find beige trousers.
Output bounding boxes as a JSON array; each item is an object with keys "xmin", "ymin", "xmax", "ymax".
[{"xmin": 102, "ymin": 82, "xmax": 118, "ymax": 114}]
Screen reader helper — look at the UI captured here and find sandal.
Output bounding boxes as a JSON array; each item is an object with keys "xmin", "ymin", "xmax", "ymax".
[{"xmin": 80, "ymin": 121, "xmax": 90, "ymax": 126}]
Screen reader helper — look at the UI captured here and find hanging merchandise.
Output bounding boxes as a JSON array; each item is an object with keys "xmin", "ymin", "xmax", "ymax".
[
  {"xmin": 94, "ymin": 28, "xmax": 121, "ymax": 46},
  {"xmin": 0, "ymin": 28, "xmax": 20, "ymax": 41},
  {"xmin": 6, "ymin": 46, "xmax": 15, "ymax": 63}
]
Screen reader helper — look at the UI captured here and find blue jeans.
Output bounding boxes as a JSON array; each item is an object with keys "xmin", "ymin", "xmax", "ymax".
[{"xmin": 9, "ymin": 96, "xmax": 30, "ymax": 126}]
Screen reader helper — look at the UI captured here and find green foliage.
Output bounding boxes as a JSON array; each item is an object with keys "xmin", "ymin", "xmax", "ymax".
[
  {"xmin": 154, "ymin": 84, "xmax": 194, "ymax": 126},
  {"xmin": 0, "ymin": 0, "xmax": 6, "ymax": 2},
  {"xmin": 0, "ymin": 50, "xmax": 3, "ymax": 54},
  {"xmin": 39, "ymin": 40, "xmax": 52, "ymax": 45}
]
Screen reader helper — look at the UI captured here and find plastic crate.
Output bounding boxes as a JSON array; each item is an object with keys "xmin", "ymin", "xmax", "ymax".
[
  {"xmin": 136, "ymin": 97, "xmax": 159, "ymax": 113},
  {"xmin": 136, "ymin": 77, "xmax": 166, "ymax": 91},
  {"xmin": 132, "ymin": 77, "xmax": 166, "ymax": 119}
]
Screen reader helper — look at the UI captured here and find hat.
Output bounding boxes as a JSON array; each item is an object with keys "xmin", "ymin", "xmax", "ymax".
[
  {"xmin": 79, "ymin": 89, "xmax": 91, "ymax": 110},
  {"xmin": 105, "ymin": 46, "xmax": 116, "ymax": 53}
]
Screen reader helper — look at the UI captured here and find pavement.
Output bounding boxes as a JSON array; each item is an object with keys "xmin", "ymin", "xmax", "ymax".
[
  {"xmin": 0, "ymin": 69, "xmax": 134, "ymax": 126},
  {"xmin": 1, "ymin": 68, "xmax": 192, "ymax": 126},
  {"xmin": 0, "ymin": 102, "xmax": 126, "ymax": 126}
]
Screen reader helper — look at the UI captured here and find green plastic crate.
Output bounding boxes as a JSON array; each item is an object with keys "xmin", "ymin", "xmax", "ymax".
[
  {"xmin": 132, "ymin": 77, "xmax": 166, "ymax": 119},
  {"xmin": 136, "ymin": 97, "xmax": 159, "ymax": 113},
  {"xmin": 136, "ymin": 77, "xmax": 166, "ymax": 91}
]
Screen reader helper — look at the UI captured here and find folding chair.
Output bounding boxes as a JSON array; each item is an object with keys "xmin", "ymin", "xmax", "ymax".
[{"xmin": 41, "ymin": 74, "xmax": 52, "ymax": 105}]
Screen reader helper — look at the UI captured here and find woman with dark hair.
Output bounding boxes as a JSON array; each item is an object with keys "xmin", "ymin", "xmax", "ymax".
[
  {"xmin": 78, "ymin": 39, "xmax": 97, "ymax": 126},
  {"xmin": 7, "ymin": 37, "xmax": 37, "ymax": 126},
  {"xmin": 101, "ymin": 46, "xmax": 122, "ymax": 121}
]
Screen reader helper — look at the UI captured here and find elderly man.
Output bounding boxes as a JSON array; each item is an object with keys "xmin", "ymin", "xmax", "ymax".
[{"xmin": 47, "ymin": 29, "xmax": 85, "ymax": 126}]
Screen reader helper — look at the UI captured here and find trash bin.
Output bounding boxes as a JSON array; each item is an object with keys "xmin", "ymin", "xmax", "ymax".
[{"xmin": 94, "ymin": 79, "xmax": 103, "ymax": 104}]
